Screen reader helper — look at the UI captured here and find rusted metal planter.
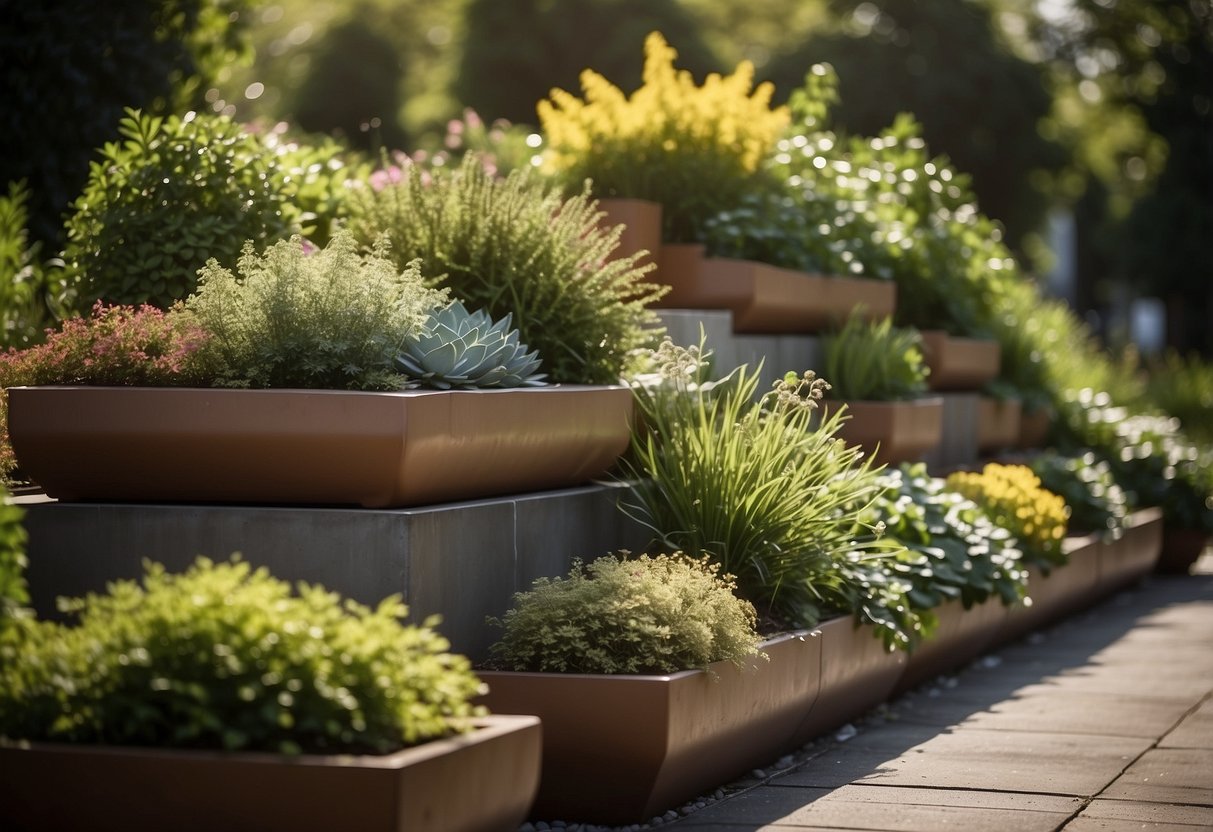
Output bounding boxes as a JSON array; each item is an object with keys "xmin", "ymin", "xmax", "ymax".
[
  {"xmin": 920, "ymin": 331, "xmax": 1002, "ymax": 391},
  {"xmin": 597, "ymin": 197, "xmax": 662, "ymax": 272},
  {"xmin": 1002, "ymin": 534, "xmax": 1102, "ymax": 642},
  {"xmin": 476, "ymin": 632, "xmax": 820, "ymax": 825},
  {"xmin": 1016, "ymin": 407, "xmax": 1052, "ymax": 449},
  {"xmin": 653, "ymin": 248, "xmax": 895, "ymax": 334},
  {"xmin": 0, "ymin": 715, "xmax": 542, "ymax": 832},
  {"xmin": 1097, "ymin": 507, "xmax": 1164, "ymax": 592},
  {"xmin": 977, "ymin": 396, "xmax": 1023, "ymax": 452},
  {"xmin": 832, "ymin": 397, "xmax": 945, "ymax": 464},
  {"xmin": 1157, "ymin": 526, "xmax": 1210, "ymax": 575},
  {"xmin": 897, "ymin": 597, "xmax": 1010, "ymax": 693},
  {"xmin": 5, "ymin": 385, "xmax": 633, "ymax": 508}
]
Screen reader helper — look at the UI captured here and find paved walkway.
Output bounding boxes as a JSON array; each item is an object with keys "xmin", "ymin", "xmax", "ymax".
[{"xmin": 672, "ymin": 555, "xmax": 1213, "ymax": 832}]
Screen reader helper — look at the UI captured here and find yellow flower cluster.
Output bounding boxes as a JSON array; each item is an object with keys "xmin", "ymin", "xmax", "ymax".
[
  {"xmin": 946, "ymin": 463, "xmax": 1069, "ymax": 562},
  {"xmin": 540, "ymin": 32, "xmax": 787, "ymax": 176}
]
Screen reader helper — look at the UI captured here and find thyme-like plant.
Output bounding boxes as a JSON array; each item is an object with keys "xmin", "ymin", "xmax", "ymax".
[
  {"xmin": 822, "ymin": 314, "xmax": 929, "ymax": 401},
  {"xmin": 622, "ymin": 338, "xmax": 919, "ymax": 646},
  {"xmin": 1030, "ymin": 451, "xmax": 1129, "ymax": 542},
  {"xmin": 183, "ymin": 232, "xmax": 445, "ymax": 390},
  {"xmin": 946, "ymin": 463, "xmax": 1069, "ymax": 570},
  {"xmin": 0, "ymin": 557, "xmax": 485, "ymax": 754},
  {"xmin": 538, "ymin": 31, "xmax": 789, "ymax": 243},
  {"xmin": 487, "ymin": 552, "xmax": 761, "ymax": 674},
  {"xmin": 346, "ymin": 153, "xmax": 664, "ymax": 385}
]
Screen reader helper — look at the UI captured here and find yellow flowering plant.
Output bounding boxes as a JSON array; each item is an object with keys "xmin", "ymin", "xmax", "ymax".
[
  {"xmin": 538, "ymin": 31, "xmax": 789, "ymax": 243},
  {"xmin": 946, "ymin": 463, "xmax": 1069, "ymax": 570}
]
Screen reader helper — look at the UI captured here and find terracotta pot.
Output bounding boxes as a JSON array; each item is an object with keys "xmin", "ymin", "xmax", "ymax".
[
  {"xmin": 976, "ymin": 396, "xmax": 1023, "ymax": 452},
  {"xmin": 832, "ymin": 397, "xmax": 944, "ymax": 464},
  {"xmin": 653, "ymin": 254, "xmax": 895, "ymax": 334},
  {"xmin": 597, "ymin": 198, "xmax": 662, "ymax": 272},
  {"xmin": 920, "ymin": 331, "xmax": 1002, "ymax": 391},
  {"xmin": 793, "ymin": 616, "xmax": 906, "ymax": 744},
  {"xmin": 897, "ymin": 597, "xmax": 1010, "ymax": 693},
  {"xmin": 1002, "ymin": 534, "xmax": 1101, "ymax": 642},
  {"xmin": 476, "ymin": 632, "xmax": 820, "ymax": 825},
  {"xmin": 1157, "ymin": 526, "xmax": 1210, "ymax": 574},
  {"xmin": 1016, "ymin": 407, "xmax": 1052, "ymax": 449},
  {"xmin": 1096, "ymin": 507, "xmax": 1164, "ymax": 592},
  {"xmin": 6, "ymin": 385, "xmax": 633, "ymax": 508},
  {"xmin": 0, "ymin": 715, "xmax": 542, "ymax": 832}
]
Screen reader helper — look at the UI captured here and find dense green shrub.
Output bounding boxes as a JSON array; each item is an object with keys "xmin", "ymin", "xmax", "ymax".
[
  {"xmin": 183, "ymin": 232, "xmax": 445, "ymax": 390},
  {"xmin": 623, "ymin": 339, "xmax": 925, "ymax": 648},
  {"xmin": 0, "ymin": 485, "xmax": 29, "ymax": 643},
  {"xmin": 1142, "ymin": 352, "xmax": 1213, "ymax": 444},
  {"xmin": 0, "ymin": 182, "xmax": 69, "ymax": 350},
  {"xmin": 1030, "ymin": 451, "xmax": 1129, "ymax": 541},
  {"xmin": 264, "ymin": 129, "xmax": 363, "ymax": 251},
  {"xmin": 866, "ymin": 464, "xmax": 1027, "ymax": 611},
  {"xmin": 63, "ymin": 109, "xmax": 295, "ymax": 310},
  {"xmin": 0, "ymin": 557, "xmax": 484, "ymax": 754},
  {"xmin": 946, "ymin": 463, "xmax": 1069, "ymax": 570},
  {"xmin": 487, "ymin": 552, "xmax": 762, "ymax": 674},
  {"xmin": 346, "ymin": 153, "xmax": 665, "ymax": 385},
  {"xmin": 822, "ymin": 315, "xmax": 929, "ymax": 401}
]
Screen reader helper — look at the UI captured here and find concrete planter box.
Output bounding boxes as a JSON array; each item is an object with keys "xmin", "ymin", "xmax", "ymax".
[
  {"xmin": 1002, "ymin": 534, "xmax": 1102, "ymax": 642},
  {"xmin": 653, "ymin": 246, "xmax": 895, "ymax": 334},
  {"xmin": 832, "ymin": 397, "xmax": 945, "ymax": 464},
  {"xmin": 977, "ymin": 396, "xmax": 1023, "ymax": 452},
  {"xmin": 476, "ymin": 631, "xmax": 820, "ymax": 825},
  {"xmin": 0, "ymin": 715, "xmax": 542, "ymax": 832},
  {"xmin": 920, "ymin": 331, "xmax": 1001, "ymax": 392},
  {"xmin": 1097, "ymin": 507, "xmax": 1164, "ymax": 592},
  {"xmin": 6, "ymin": 385, "xmax": 633, "ymax": 508},
  {"xmin": 898, "ymin": 597, "xmax": 1010, "ymax": 693}
]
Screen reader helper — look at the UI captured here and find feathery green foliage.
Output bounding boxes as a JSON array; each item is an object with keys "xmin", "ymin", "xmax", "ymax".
[
  {"xmin": 487, "ymin": 552, "xmax": 762, "ymax": 674},
  {"xmin": 0, "ymin": 556, "xmax": 485, "ymax": 754},
  {"xmin": 346, "ymin": 153, "xmax": 665, "ymax": 384}
]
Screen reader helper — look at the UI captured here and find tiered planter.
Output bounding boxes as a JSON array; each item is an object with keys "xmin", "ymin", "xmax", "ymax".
[
  {"xmin": 653, "ymin": 246, "xmax": 895, "ymax": 334},
  {"xmin": 5, "ymin": 385, "xmax": 633, "ymax": 508},
  {"xmin": 0, "ymin": 715, "xmax": 542, "ymax": 832},
  {"xmin": 1097, "ymin": 507, "xmax": 1164, "ymax": 592},
  {"xmin": 476, "ymin": 632, "xmax": 820, "ymax": 825},
  {"xmin": 976, "ymin": 396, "xmax": 1023, "ymax": 453},
  {"xmin": 1002, "ymin": 534, "xmax": 1102, "ymax": 642},
  {"xmin": 898, "ymin": 597, "xmax": 1009, "ymax": 693},
  {"xmin": 833, "ymin": 398, "xmax": 945, "ymax": 464},
  {"xmin": 1016, "ymin": 407, "xmax": 1052, "ymax": 449},
  {"xmin": 919, "ymin": 331, "xmax": 1001, "ymax": 391},
  {"xmin": 597, "ymin": 197, "xmax": 662, "ymax": 272}
]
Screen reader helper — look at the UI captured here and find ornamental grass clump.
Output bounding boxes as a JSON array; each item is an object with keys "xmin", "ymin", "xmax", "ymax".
[
  {"xmin": 945, "ymin": 463, "xmax": 1069, "ymax": 570},
  {"xmin": 346, "ymin": 153, "xmax": 664, "ymax": 385},
  {"xmin": 538, "ymin": 31, "xmax": 789, "ymax": 243},
  {"xmin": 0, "ymin": 557, "xmax": 485, "ymax": 755},
  {"xmin": 182, "ymin": 231, "xmax": 446, "ymax": 390},
  {"xmin": 623, "ymin": 338, "xmax": 922, "ymax": 647},
  {"xmin": 821, "ymin": 314, "xmax": 929, "ymax": 402},
  {"xmin": 487, "ymin": 552, "xmax": 761, "ymax": 675}
]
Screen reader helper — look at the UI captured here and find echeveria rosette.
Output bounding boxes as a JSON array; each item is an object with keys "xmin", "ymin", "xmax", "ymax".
[{"xmin": 396, "ymin": 301, "xmax": 547, "ymax": 390}]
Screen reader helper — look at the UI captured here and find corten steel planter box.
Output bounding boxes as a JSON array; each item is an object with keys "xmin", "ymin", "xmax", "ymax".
[
  {"xmin": 6, "ymin": 385, "xmax": 633, "ymax": 508},
  {"xmin": 920, "ymin": 331, "xmax": 1002, "ymax": 391},
  {"xmin": 1156, "ymin": 526, "xmax": 1210, "ymax": 575},
  {"xmin": 0, "ymin": 715, "xmax": 542, "ymax": 832},
  {"xmin": 1001, "ymin": 534, "xmax": 1101, "ymax": 642},
  {"xmin": 976, "ymin": 396, "xmax": 1023, "ymax": 452},
  {"xmin": 1016, "ymin": 407, "xmax": 1051, "ymax": 449},
  {"xmin": 897, "ymin": 597, "xmax": 1010, "ymax": 693},
  {"xmin": 476, "ymin": 632, "xmax": 820, "ymax": 825},
  {"xmin": 653, "ymin": 247, "xmax": 895, "ymax": 334},
  {"xmin": 1097, "ymin": 507, "xmax": 1164, "ymax": 592},
  {"xmin": 597, "ymin": 197, "xmax": 662, "ymax": 272},
  {"xmin": 831, "ymin": 398, "xmax": 945, "ymax": 465},
  {"xmin": 792, "ymin": 616, "xmax": 907, "ymax": 745}
]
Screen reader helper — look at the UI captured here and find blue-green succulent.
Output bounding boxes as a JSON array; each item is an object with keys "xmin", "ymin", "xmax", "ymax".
[{"xmin": 396, "ymin": 301, "xmax": 547, "ymax": 389}]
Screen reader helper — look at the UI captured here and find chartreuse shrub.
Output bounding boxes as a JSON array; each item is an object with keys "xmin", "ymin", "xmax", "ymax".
[
  {"xmin": 0, "ymin": 181, "xmax": 69, "ymax": 350},
  {"xmin": 345, "ymin": 153, "xmax": 664, "ymax": 385},
  {"xmin": 487, "ymin": 552, "xmax": 761, "ymax": 674},
  {"xmin": 1030, "ymin": 452, "xmax": 1129, "ymax": 542},
  {"xmin": 63, "ymin": 108, "xmax": 295, "ymax": 311},
  {"xmin": 538, "ymin": 31, "xmax": 789, "ymax": 243},
  {"xmin": 0, "ymin": 557, "xmax": 485, "ymax": 754},
  {"xmin": 822, "ymin": 314, "xmax": 928, "ymax": 402},
  {"xmin": 182, "ymin": 232, "xmax": 446, "ymax": 390},
  {"xmin": 864, "ymin": 464, "xmax": 1027, "ymax": 612},
  {"xmin": 946, "ymin": 464, "xmax": 1069, "ymax": 571},
  {"xmin": 623, "ymin": 339, "xmax": 926, "ymax": 649}
]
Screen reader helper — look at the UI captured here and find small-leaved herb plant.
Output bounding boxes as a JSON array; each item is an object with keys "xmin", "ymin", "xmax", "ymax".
[
  {"xmin": 487, "ymin": 552, "xmax": 762, "ymax": 674},
  {"xmin": 822, "ymin": 314, "xmax": 929, "ymax": 402},
  {"xmin": 183, "ymin": 231, "xmax": 446, "ymax": 390},
  {"xmin": 0, "ymin": 556, "xmax": 485, "ymax": 755}
]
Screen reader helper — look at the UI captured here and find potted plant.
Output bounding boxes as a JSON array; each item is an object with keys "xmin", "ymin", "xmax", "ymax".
[
  {"xmin": 477, "ymin": 551, "xmax": 815, "ymax": 825},
  {"xmin": 0, "ymin": 555, "xmax": 541, "ymax": 832},
  {"xmin": 3, "ymin": 233, "xmax": 635, "ymax": 506},
  {"xmin": 820, "ymin": 314, "xmax": 944, "ymax": 464}
]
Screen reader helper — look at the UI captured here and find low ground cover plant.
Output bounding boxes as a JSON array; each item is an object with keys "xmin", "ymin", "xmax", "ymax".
[
  {"xmin": 0, "ymin": 556, "xmax": 485, "ymax": 755},
  {"xmin": 945, "ymin": 463, "xmax": 1069, "ymax": 571},
  {"xmin": 487, "ymin": 552, "xmax": 762, "ymax": 674}
]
